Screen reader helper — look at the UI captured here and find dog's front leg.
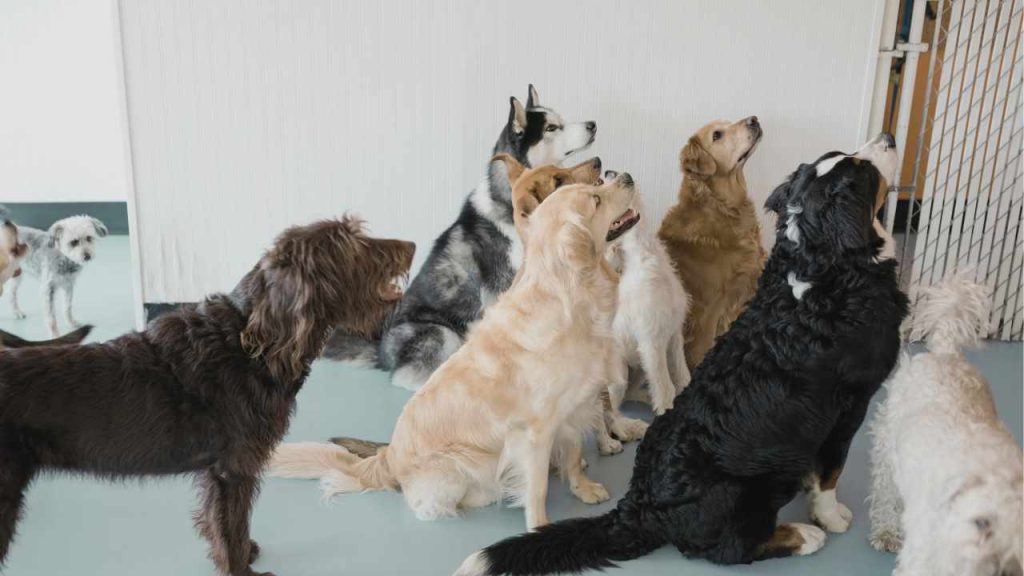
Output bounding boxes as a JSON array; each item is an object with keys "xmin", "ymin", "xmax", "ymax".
[
  {"xmin": 555, "ymin": 430, "xmax": 609, "ymax": 505},
  {"xmin": 514, "ymin": 427, "xmax": 555, "ymax": 531},
  {"xmin": 0, "ymin": 436, "xmax": 36, "ymax": 565},
  {"xmin": 41, "ymin": 280, "xmax": 58, "ymax": 337},
  {"xmin": 195, "ymin": 470, "xmax": 270, "ymax": 576},
  {"xmin": 807, "ymin": 396, "xmax": 872, "ymax": 534},
  {"xmin": 9, "ymin": 274, "xmax": 25, "ymax": 319},
  {"xmin": 62, "ymin": 283, "xmax": 80, "ymax": 328},
  {"xmin": 868, "ymin": 411, "xmax": 903, "ymax": 552}
]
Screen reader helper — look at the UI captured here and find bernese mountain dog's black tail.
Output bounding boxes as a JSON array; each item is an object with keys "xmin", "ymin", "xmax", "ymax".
[{"xmin": 454, "ymin": 510, "xmax": 660, "ymax": 576}]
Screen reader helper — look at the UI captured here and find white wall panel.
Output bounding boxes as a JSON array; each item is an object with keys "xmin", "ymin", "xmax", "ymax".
[
  {"xmin": 1, "ymin": 0, "xmax": 129, "ymax": 202},
  {"xmin": 118, "ymin": 0, "xmax": 885, "ymax": 302}
]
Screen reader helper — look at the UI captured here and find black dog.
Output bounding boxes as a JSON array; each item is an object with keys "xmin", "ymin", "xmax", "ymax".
[
  {"xmin": 456, "ymin": 134, "xmax": 908, "ymax": 575},
  {"xmin": 0, "ymin": 218, "xmax": 414, "ymax": 576}
]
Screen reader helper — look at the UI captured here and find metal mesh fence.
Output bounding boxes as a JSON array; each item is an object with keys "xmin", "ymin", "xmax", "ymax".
[{"xmin": 895, "ymin": 0, "xmax": 1023, "ymax": 340}]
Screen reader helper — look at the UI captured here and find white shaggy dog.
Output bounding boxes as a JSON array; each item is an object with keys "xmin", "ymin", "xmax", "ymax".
[
  {"xmin": 10, "ymin": 215, "xmax": 107, "ymax": 336},
  {"xmin": 595, "ymin": 175, "xmax": 691, "ymax": 456},
  {"xmin": 869, "ymin": 278, "xmax": 1023, "ymax": 576}
]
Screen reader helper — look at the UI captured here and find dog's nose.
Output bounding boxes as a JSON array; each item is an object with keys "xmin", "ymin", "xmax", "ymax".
[
  {"xmin": 880, "ymin": 132, "xmax": 896, "ymax": 148},
  {"xmin": 83, "ymin": 254, "xmax": 92, "ymax": 261},
  {"xmin": 591, "ymin": 157, "xmax": 602, "ymax": 170},
  {"xmin": 747, "ymin": 116, "xmax": 760, "ymax": 128},
  {"xmin": 618, "ymin": 173, "xmax": 634, "ymax": 187},
  {"xmin": 585, "ymin": 121, "xmax": 596, "ymax": 132}
]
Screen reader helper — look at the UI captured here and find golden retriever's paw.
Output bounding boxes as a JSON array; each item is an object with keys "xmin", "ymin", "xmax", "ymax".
[
  {"xmin": 597, "ymin": 436, "xmax": 623, "ymax": 456},
  {"xmin": 571, "ymin": 480, "xmax": 610, "ymax": 504},
  {"xmin": 869, "ymin": 529, "xmax": 902, "ymax": 553},
  {"xmin": 610, "ymin": 417, "xmax": 649, "ymax": 442}
]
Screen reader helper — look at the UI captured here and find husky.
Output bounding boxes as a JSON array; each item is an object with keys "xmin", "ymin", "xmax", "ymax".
[{"xmin": 325, "ymin": 85, "xmax": 596, "ymax": 390}]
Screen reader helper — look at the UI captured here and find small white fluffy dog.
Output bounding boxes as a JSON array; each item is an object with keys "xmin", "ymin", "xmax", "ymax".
[
  {"xmin": 10, "ymin": 215, "xmax": 107, "ymax": 336},
  {"xmin": 270, "ymin": 174, "xmax": 642, "ymax": 530},
  {"xmin": 869, "ymin": 278, "xmax": 1023, "ymax": 576},
  {"xmin": 595, "ymin": 173, "xmax": 691, "ymax": 456}
]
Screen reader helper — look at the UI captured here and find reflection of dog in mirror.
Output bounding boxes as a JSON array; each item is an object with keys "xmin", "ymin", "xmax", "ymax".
[
  {"xmin": 0, "ymin": 217, "xmax": 415, "ymax": 576},
  {"xmin": 9, "ymin": 215, "xmax": 108, "ymax": 337},
  {"xmin": 658, "ymin": 117, "xmax": 766, "ymax": 369},
  {"xmin": 870, "ymin": 278, "xmax": 1022, "ymax": 576}
]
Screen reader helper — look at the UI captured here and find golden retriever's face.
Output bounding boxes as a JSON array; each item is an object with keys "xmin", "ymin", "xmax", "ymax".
[
  {"xmin": 681, "ymin": 116, "xmax": 763, "ymax": 178},
  {"xmin": 528, "ymin": 173, "xmax": 639, "ymax": 264}
]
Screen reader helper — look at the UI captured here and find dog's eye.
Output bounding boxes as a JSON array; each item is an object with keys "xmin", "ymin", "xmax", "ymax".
[
  {"xmin": 545, "ymin": 125, "xmax": 559, "ymax": 133},
  {"xmin": 712, "ymin": 131, "xmax": 722, "ymax": 142},
  {"xmin": 70, "ymin": 239, "xmax": 79, "ymax": 247},
  {"xmin": 553, "ymin": 175, "xmax": 564, "ymax": 186},
  {"xmin": 592, "ymin": 195, "xmax": 601, "ymax": 207},
  {"xmin": 85, "ymin": 236, "xmax": 93, "ymax": 243}
]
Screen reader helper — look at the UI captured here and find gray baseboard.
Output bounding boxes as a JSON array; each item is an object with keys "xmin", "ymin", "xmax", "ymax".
[
  {"xmin": 144, "ymin": 302, "xmax": 190, "ymax": 323},
  {"xmin": 1, "ymin": 201, "xmax": 129, "ymax": 234}
]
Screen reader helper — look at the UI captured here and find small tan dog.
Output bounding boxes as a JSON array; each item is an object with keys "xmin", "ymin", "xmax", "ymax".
[
  {"xmin": 0, "ymin": 218, "xmax": 27, "ymax": 295},
  {"xmin": 658, "ymin": 117, "xmax": 766, "ymax": 369},
  {"xmin": 270, "ymin": 174, "xmax": 641, "ymax": 530}
]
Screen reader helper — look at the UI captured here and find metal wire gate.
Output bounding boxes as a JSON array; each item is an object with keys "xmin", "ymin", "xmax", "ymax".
[{"xmin": 885, "ymin": 0, "xmax": 1023, "ymax": 340}]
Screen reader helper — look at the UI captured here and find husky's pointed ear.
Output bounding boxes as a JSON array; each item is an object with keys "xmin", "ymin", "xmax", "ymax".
[
  {"xmin": 491, "ymin": 153, "xmax": 525, "ymax": 185},
  {"xmin": 765, "ymin": 179, "xmax": 792, "ymax": 215},
  {"xmin": 526, "ymin": 84, "xmax": 540, "ymax": 108},
  {"xmin": 680, "ymin": 137, "xmax": 716, "ymax": 177},
  {"xmin": 509, "ymin": 97, "xmax": 527, "ymax": 135}
]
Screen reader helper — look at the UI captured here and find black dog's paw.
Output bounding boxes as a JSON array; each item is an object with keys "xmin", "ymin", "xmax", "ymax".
[{"xmin": 248, "ymin": 540, "xmax": 261, "ymax": 564}]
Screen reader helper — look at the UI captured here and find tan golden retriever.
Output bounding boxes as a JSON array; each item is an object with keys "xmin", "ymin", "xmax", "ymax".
[
  {"xmin": 657, "ymin": 117, "xmax": 766, "ymax": 370},
  {"xmin": 270, "ymin": 174, "xmax": 641, "ymax": 530}
]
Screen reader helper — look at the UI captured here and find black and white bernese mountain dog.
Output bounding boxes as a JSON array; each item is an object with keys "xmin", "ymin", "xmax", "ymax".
[{"xmin": 455, "ymin": 133, "xmax": 909, "ymax": 575}]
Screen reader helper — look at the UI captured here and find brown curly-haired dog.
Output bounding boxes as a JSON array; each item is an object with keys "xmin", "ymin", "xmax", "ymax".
[{"xmin": 0, "ymin": 217, "xmax": 414, "ymax": 576}]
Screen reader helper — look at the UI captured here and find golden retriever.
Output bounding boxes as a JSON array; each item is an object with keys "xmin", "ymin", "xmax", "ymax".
[
  {"xmin": 269, "ymin": 174, "xmax": 641, "ymax": 530},
  {"xmin": 657, "ymin": 117, "xmax": 766, "ymax": 369}
]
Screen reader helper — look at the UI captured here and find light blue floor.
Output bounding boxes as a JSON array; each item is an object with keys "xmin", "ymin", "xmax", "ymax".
[{"xmin": 2, "ymin": 236, "xmax": 1021, "ymax": 576}]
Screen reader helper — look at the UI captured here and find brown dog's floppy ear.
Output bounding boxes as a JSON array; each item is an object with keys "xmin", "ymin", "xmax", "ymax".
[
  {"xmin": 681, "ymin": 136, "xmax": 717, "ymax": 177},
  {"xmin": 491, "ymin": 153, "xmax": 525, "ymax": 185},
  {"xmin": 509, "ymin": 97, "xmax": 527, "ymax": 134},
  {"xmin": 240, "ymin": 251, "xmax": 322, "ymax": 384}
]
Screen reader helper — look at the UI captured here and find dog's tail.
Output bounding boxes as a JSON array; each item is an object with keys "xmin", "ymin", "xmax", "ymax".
[
  {"xmin": 453, "ymin": 510, "xmax": 661, "ymax": 576},
  {"xmin": 0, "ymin": 324, "xmax": 92, "ymax": 349},
  {"xmin": 911, "ymin": 277, "xmax": 990, "ymax": 354},
  {"xmin": 321, "ymin": 328, "xmax": 381, "ymax": 367},
  {"xmin": 329, "ymin": 436, "xmax": 388, "ymax": 458},
  {"xmin": 267, "ymin": 442, "xmax": 397, "ymax": 493}
]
